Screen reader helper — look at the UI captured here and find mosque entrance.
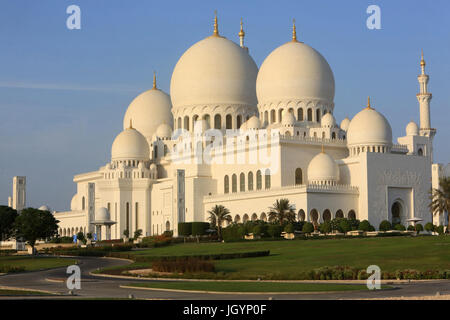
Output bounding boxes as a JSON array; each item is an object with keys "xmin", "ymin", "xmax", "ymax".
[{"xmin": 391, "ymin": 201, "xmax": 402, "ymax": 225}]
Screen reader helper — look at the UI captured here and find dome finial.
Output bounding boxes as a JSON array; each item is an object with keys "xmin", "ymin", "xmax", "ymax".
[
  {"xmin": 129, "ymin": 118, "xmax": 133, "ymax": 129},
  {"xmin": 239, "ymin": 18, "xmax": 245, "ymax": 46},
  {"xmin": 365, "ymin": 96, "xmax": 373, "ymax": 110},
  {"xmin": 152, "ymin": 71, "xmax": 157, "ymax": 90},
  {"xmin": 213, "ymin": 10, "xmax": 219, "ymax": 36},
  {"xmin": 420, "ymin": 49, "xmax": 426, "ymax": 74},
  {"xmin": 292, "ymin": 18, "xmax": 297, "ymax": 42}
]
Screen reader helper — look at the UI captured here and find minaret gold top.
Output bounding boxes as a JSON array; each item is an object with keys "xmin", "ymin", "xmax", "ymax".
[
  {"xmin": 292, "ymin": 18, "xmax": 298, "ymax": 42},
  {"xmin": 129, "ymin": 119, "xmax": 133, "ymax": 129},
  {"xmin": 152, "ymin": 71, "xmax": 157, "ymax": 90},
  {"xmin": 213, "ymin": 10, "xmax": 219, "ymax": 36},
  {"xmin": 365, "ymin": 96, "xmax": 373, "ymax": 110},
  {"xmin": 239, "ymin": 18, "xmax": 245, "ymax": 37},
  {"xmin": 420, "ymin": 49, "xmax": 426, "ymax": 74}
]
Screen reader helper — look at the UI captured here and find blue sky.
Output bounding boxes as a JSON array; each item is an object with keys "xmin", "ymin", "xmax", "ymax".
[{"xmin": 0, "ymin": 0, "xmax": 449, "ymax": 211}]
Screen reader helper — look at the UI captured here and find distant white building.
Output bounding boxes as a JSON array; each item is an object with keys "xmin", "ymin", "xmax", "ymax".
[{"xmin": 53, "ymin": 17, "xmax": 447, "ymax": 240}]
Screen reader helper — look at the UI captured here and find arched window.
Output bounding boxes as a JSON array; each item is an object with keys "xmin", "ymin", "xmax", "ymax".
[
  {"xmin": 307, "ymin": 108, "xmax": 313, "ymax": 121},
  {"xmin": 264, "ymin": 111, "xmax": 268, "ymax": 123},
  {"xmin": 392, "ymin": 202, "xmax": 402, "ymax": 225},
  {"xmin": 316, "ymin": 109, "xmax": 321, "ymax": 122},
  {"xmin": 214, "ymin": 114, "xmax": 221, "ymax": 129},
  {"xmin": 295, "ymin": 168, "xmax": 303, "ymax": 185},
  {"xmin": 224, "ymin": 175, "xmax": 229, "ymax": 194},
  {"xmin": 248, "ymin": 172, "xmax": 253, "ymax": 191},
  {"xmin": 310, "ymin": 209, "xmax": 319, "ymax": 226},
  {"xmin": 260, "ymin": 212, "xmax": 267, "ymax": 221},
  {"xmin": 243, "ymin": 214, "xmax": 249, "ymax": 223},
  {"xmin": 336, "ymin": 210, "xmax": 344, "ymax": 218},
  {"xmin": 232, "ymin": 174, "xmax": 237, "ymax": 193},
  {"xmin": 297, "ymin": 108, "xmax": 304, "ymax": 121},
  {"xmin": 203, "ymin": 114, "xmax": 210, "ymax": 128},
  {"xmin": 322, "ymin": 132, "xmax": 326, "ymax": 138},
  {"xmin": 348, "ymin": 210, "xmax": 356, "ymax": 220},
  {"xmin": 184, "ymin": 116, "xmax": 189, "ymax": 131},
  {"xmin": 154, "ymin": 145, "xmax": 158, "ymax": 158},
  {"xmin": 237, "ymin": 115, "xmax": 242, "ymax": 129},
  {"xmin": 264, "ymin": 169, "xmax": 271, "ymax": 189},
  {"xmin": 323, "ymin": 209, "xmax": 331, "ymax": 221},
  {"xmin": 270, "ymin": 110, "xmax": 276, "ymax": 123},
  {"xmin": 418, "ymin": 148, "xmax": 423, "ymax": 156},
  {"xmin": 239, "ymin": 173, "xmax": 245, "ymax": 192},
  {"xmin": 332, "ymin": 132, "xmax": 336, "ymax": 139},
  {"xmin": 298, "ymin": 210, "xmax": 305, "ymax": 221},
  {"xmin": 234, "ymin": 215, "xmax": 241, "ymax": 223},
  {"xmin": 278, "ymin": 109, "xmax": 283, "ymax": 122},
  {"xmin": 126, "ymin": 202, "xmax": 130, "ymax": 233},
  {"xmin": 251, "ymin": 213, "xmax": 258, "ymax": 221},
  {"xmin": 166, "ymin": 221, "xmax": 170, "ymax": 231},
  {"xmin": 177, "ymin": 117, "xmax": 182, "ymax": 129},
  {"xmin": 256, "ymin": 170, "xmax": 262, "ymax": 190},
  {"xmin": 82, "ymin": 196, "xmax": 85, "ymax": 210},
  {"xmin": 226, "ymin": 114, "xmax": 232, "ymax": 129},
  {"xmin": 192, "ymin": 115, "xmax": 199, "ymax": 128}
]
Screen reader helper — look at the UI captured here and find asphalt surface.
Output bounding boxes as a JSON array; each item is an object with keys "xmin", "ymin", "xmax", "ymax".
[{"xmin": 0, "ymin": 256, "xmax": 449, "ymax": 300}]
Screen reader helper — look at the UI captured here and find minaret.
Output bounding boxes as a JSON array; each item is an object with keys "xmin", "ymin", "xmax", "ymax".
[
  {"xmin": 239, "ymin": 18, "xmax": 248, "ymax": 53},
  {"xmin": 416, "ymin": 50, "xmax": 435, "ymax": 138}
]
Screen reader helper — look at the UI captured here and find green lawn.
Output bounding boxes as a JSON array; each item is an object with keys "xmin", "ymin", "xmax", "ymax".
[
  {"xmin": 0, "ymin": 289, "xmax": 53, "ymax": 296},
  {"xmin": 102, "ymin": 236, "xmax": 450, "ymax": 280},
  {"xmin": 0, "ymin": 255, "xmax": 77, "ymax": 273},
  {"xmin": 126, "ymin": 281, "xmax": 391, "ymax": 293}
]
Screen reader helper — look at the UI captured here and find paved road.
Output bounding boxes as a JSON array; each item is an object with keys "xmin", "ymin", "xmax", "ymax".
[{"xmin": 0, "ymin": 256, "xmax": 449, "ymax": 300}]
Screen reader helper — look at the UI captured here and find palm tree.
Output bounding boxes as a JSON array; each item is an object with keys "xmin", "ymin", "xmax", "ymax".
[
  {"xmin": 430, "ymin": 177, "xmax": 450, "ymax": 232},
  {"xmin": 208, "ymin": 205, "xmax": 232, "ymax": 241},
  {"xmin": 268, "ymin": 199, "xmax": 296, "ymax": 225}
]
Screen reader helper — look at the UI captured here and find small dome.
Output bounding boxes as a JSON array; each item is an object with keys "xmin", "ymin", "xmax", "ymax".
[
  {"xmin": 347, "ymin": 107, "xmax": 392, "ymax": 148},
  {"xmin": 123, "ymin": 88, "xmax": 173, "ymax": 140},
  {"xmin": 111, "ymin": 127, "xmax": 150, "ymax": 161},
  {"xmin": 307, "ymin": 152, "xmax": 339, "ymax": 183},
  {"xmin": 340, "ymin": 117, "xmax": 350, "ymax": 131},
  {"xmin": 96, "ymin": 207, "xmax": 110, "ymax": 222},
  {"xmin": 281, "ymin": 110, "xmax": 295, "ymax": 126},
  {"xmin": 257, "ymin": 41, "xmax": 335, "ymax": 105},
  {"xmin": 171, "ymin": 36, "xmax": 258, "ymax": 108},
  {"xmin": 156, "ymin": 123, "xmax": 173, "ymax": 139},
  {"xmin": 242, "ymin": 116, "xmax": 260, "ymax": 130},
  {"xmin": 406, "ymin": 121, "xmax": 419, "ymax": 136},
  {"xmin": 321, "ymin": 113, "xmax": 336, "ymax": 127},
  {"xmin": 39, "ymin": 205, "xmax": 51, "ymax": 212}
]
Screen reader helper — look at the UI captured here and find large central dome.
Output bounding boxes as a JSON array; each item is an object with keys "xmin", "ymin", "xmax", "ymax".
[
  {"xmin": 256, "ymin": 41, "xmax": 335, "ymax": 105},
  {"xmin": 170, "ymin": 35, "xmax": 258, "ymax": 108}
]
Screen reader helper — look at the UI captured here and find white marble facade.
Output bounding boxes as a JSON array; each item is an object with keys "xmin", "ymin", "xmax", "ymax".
[{"xmin": 54, "ymin": 18, "xmax": 446, "ymax": 239}]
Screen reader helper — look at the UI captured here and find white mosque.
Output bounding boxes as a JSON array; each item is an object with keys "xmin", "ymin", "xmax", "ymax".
[{"xmin": 53, "ymin": 16, "xmax": 447, "ymax": 240}]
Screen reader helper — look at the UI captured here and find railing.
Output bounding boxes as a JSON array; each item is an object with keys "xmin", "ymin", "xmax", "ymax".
[{"xmin": 391, "ymin": 144, "xmax": 409, "ymax": 153}]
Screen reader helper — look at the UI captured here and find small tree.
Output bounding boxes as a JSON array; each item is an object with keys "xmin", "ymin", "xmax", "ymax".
[
  {"xmin": 379, "ymin": 220, "xmax": 392, "ymax": 232},
  {"xmin": 284, "ymin": 223, "xmax": 294, "ymax": 233},
  {"xmin": 339, "ymin": 219, "xmax": 351, "ymax": 233},
  {"xmin": 207, "ymin": 205, "xmax": 232, "ymax": 241},
  {"xmin": 302, "ymin": 222, "xmax": 314, "ymax": 234},
  {"xmin": 123, "ymin": 229, "xmax": 129, "ymax": 239},
  {"xmin": 424, "ymin": 222, "xmax": 434, "ymax": 232},
  {"xmin": 14, "ymin": 208, "xmax": 59, "ymax": 254},
  {"xmin": 133, "ymin": 229, "xmax": 142, "ymax": 240},
  {"xmin": 86, "ymin": 232, "xmax": 93, "ymax": 240},
  {"xmin": 416, "ymin": 223, "xmax": 424, "ymax": 233},
  {"xmin": 0, "ymin": 206, "xmax": 18, "ymax": 241},
  {"xmin": 319, "ymin": 221, "xmax": 332, "ymax": 234},
  {"xmin": 358, "ymin": 220, "xmax": 372, "ymax": 232},
  {"xmin": 76, "ymin": 232, "xmax": 86, "ymax": 244},
  {"xmin": 429, "ymin": 177, "xmax": 450, "ymax": 233},
  {"xmin": 268, "ymin": 199, "xmax": 296, "ymax": 225}
]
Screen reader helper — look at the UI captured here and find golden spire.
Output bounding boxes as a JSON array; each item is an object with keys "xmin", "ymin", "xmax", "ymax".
[
  {"xmin": 420, "ymin": 49, "xmax": 426, "ymax": 75},
  {"xmin": 292, "ymin": 18, "xmax": 298, "ymax": 42},
  {"xmin": 213, "ymin": 10, "xmax": 219, "ymax": 36},
  {"xmin": 152, "ymin": 71, "xmax": 157, "ymax": 90},
  {"xmin": 239, "ymin": 18, "xmax": 245, "ymax": 37},
  {"xmin": 365, "ymin": 96, "xmax": 373, "ymax": 110},
  {"xmin": 129, "ymin": 119, "xmax": 133, "ymax": 129}
]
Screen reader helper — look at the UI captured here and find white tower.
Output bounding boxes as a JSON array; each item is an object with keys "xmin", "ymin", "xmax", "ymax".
[
  {"xmin": 416, "ymin": 50, "xmax": 436, "ymax": 138},
  {"xmin": 11, "ymin": 176, "xmax": 26, "ymax": 212},
  {"xmin": 239, "ymin": 18, "xmax": 248, "ymax": 53}
]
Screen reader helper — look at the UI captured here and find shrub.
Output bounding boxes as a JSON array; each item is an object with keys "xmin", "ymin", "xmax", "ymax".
[
  {"xmin": 358, "ymin": 220, "xmax": 371, "ymax": 232},
  {"xmin": 252, "ymin": 224, "xmax": 263, "ymax": 236},
  {"xmin": 339, "ymin": 219, "xmax": 351, "ymax": 233},
  {"xmin": 0, "ymin": 265, "xmax": 26, "ymax": 273},
  {"xmin": 394, "ymin": 224, "xmax": 406, "ymax": 231},
  {"xmin": 424, "ymin": 222, "xmax": 434, "ymax": 232},
  {"xmin": 178, "ymin": 222, "xmax": 192, "ymax": 236},
  {"xmin": 416, "ymin": 223, "xmax": 424, "ymax": 232},
  {"xmin": 302, "ymin": 222, "xmax": 314, "ymax": 234},
  {"xmin": 368, "ymin": 225, "xmax": 376, "ymax": 231},
  {"xmin": 319, "ymin": 221, "xmax": 332, "ymax": 234},
  {"xmin": 267, "ymin": 224, "xmax": 282, "ymax": 238},
  {"xmin": 330, "ymin": 218, "xmax": 342, "ymax": 232},
  {"xmin": 292, "ymin": 221, "xmax": 305, "ymax": 232},
  {"xmin": 436, "ymin": 225, "xmax": 444, "ymax": 235},
  {"xmin": 222, "ymin": 224, "xmax": 244, "ymax": 242},
  {"xmin": 192, "ymin": 222, "xmax": 209, "ymax": 236},
  {"xmin": 379, "ymin": 220, "xmax": 392, "ymax": 231},
  {"xmin": 349, "ymin": 218, "xmax": 361, "ymax": 231},
  {"xmin": 284, "ymin": 223, "xmax": 294, "ymax": 233},
  {"xmin": 407, "ymin": 225, "xmax": 415, "ymax": 231},
  {"xmin": 152, "ymin": 257, "xmax": 215, "ymax": 273}
]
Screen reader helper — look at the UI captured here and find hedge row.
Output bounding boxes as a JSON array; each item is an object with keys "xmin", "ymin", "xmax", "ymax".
[
  {"xmin": 151, "ymin": 258, "xmax": 215, "ymax": 273},
  {"xmin": 178, "ymin": 222, "xmax": 210, "ymax": 236},
  {"xmin": 44, "ymin": 244, "xmax": 134, "ymax": 256},
  {"xmin": 110, "ymin": 250, "xmax": 270, "ymax": 263},
  {"xmin": 0, "ymin": 265, "xmax": 25, "ymax": 273}
]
